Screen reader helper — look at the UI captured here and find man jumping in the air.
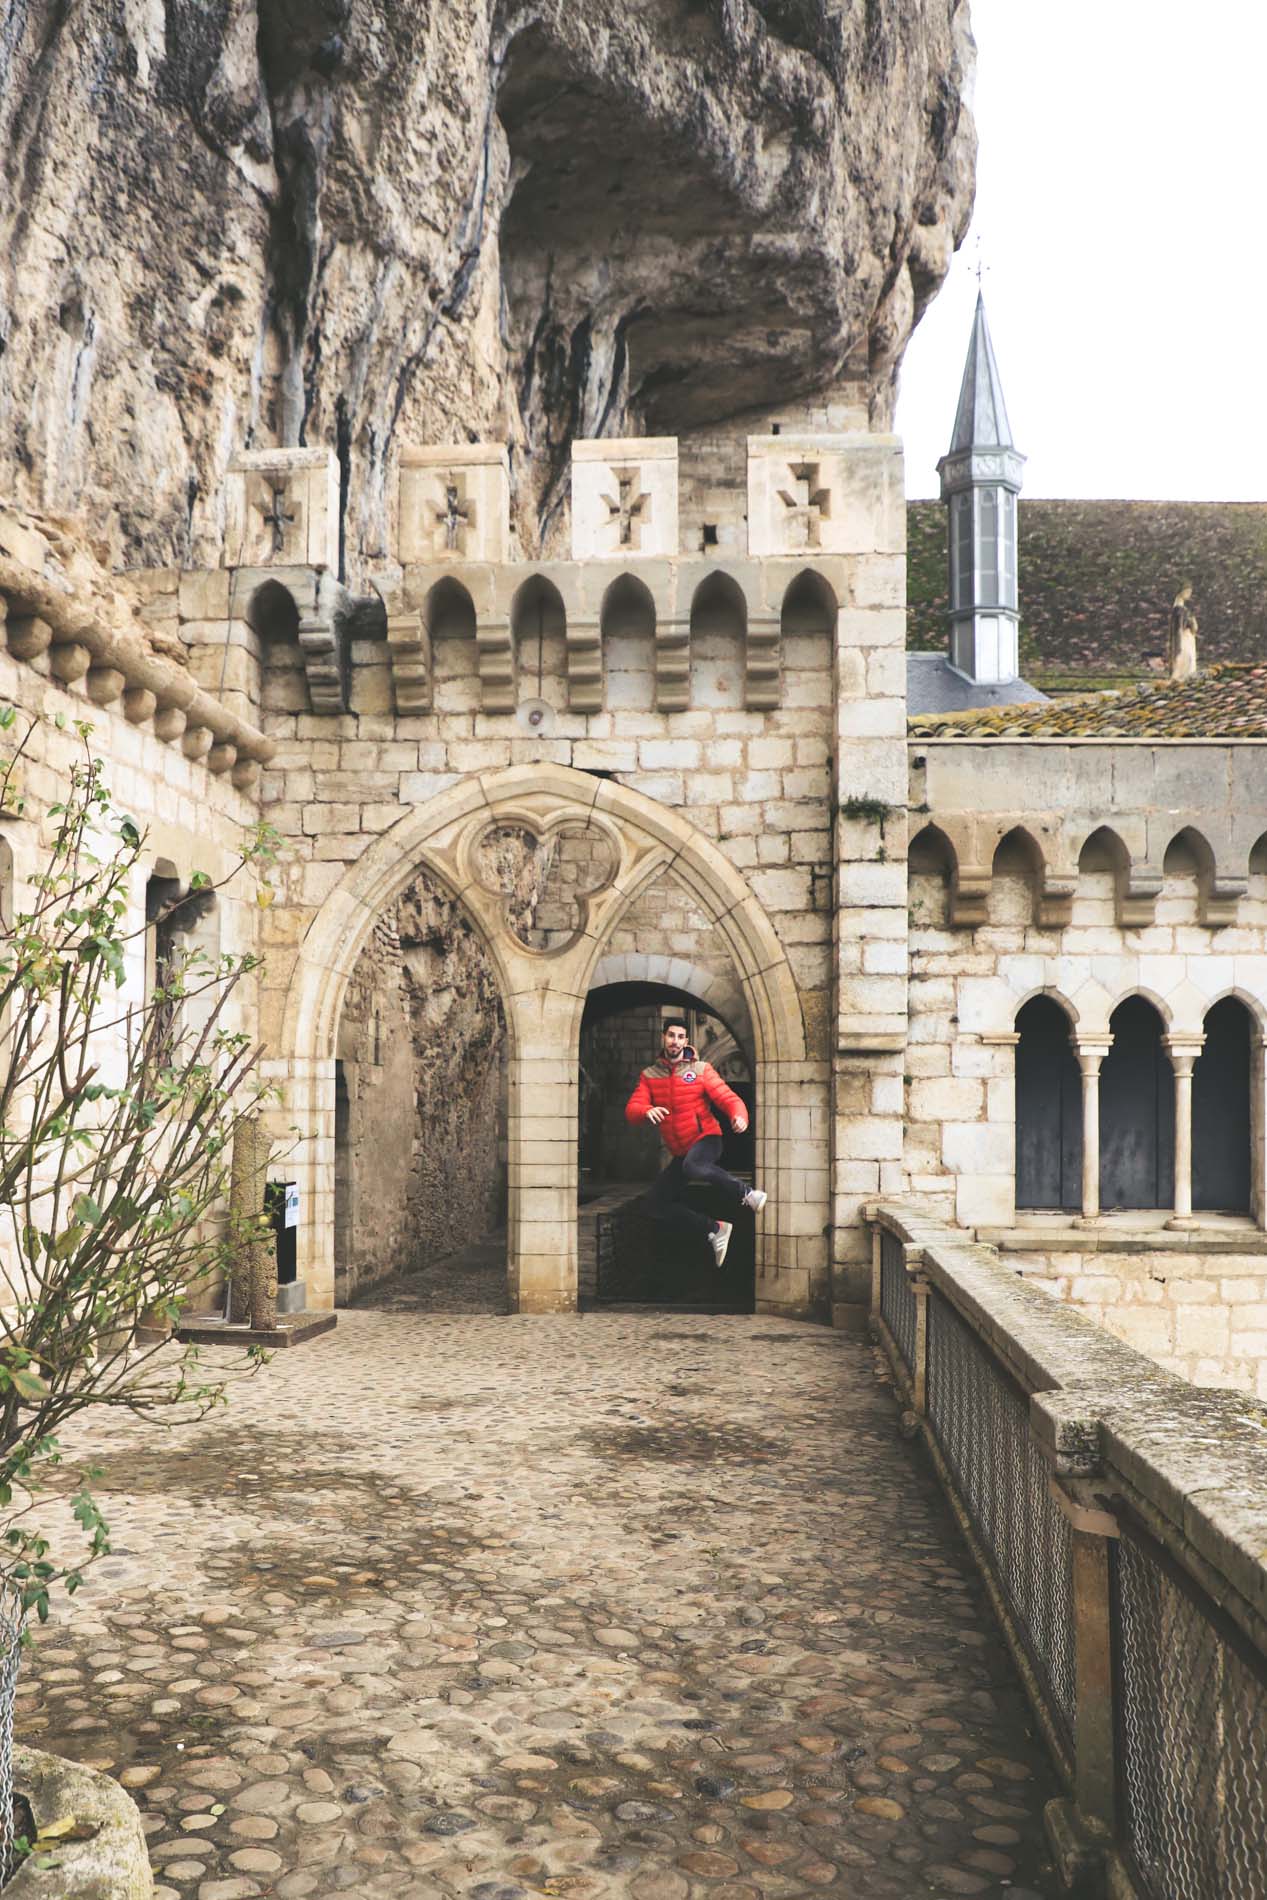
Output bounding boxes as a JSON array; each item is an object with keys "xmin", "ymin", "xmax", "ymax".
[{"xmin": 625, "ymin": 1018, "xmax": 767, "ymax": 1267}]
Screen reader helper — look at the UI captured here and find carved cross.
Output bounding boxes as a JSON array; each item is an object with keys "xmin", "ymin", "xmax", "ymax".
[
  {"xmin": 434, "ymin": 481, "xmax": 471, "ymax": 553},
  {"xmin": 603, "ymin": 469, "xmax": 648, "ymax": 548},
  {"xmin": 259, "ymin": 485, "xmax": 296, "ymax": 557},
  {"xmin": 776, "ymin": 462, "xmax": 831, "ymax": 548}
]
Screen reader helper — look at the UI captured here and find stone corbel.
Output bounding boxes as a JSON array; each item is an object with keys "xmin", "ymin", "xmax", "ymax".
[
  {"xmin": 566, "ymin": 618, "xmax": 603, "ymax": 713},
  {"xmin": 1200, "ymin": 873, "xmax": 1247, "ymax": 929},
  {"xmin": 949, "ymin": 865, "xmax": 991, "ymax": 927},
  {"xmin": 655, "ymin": 616, "xmax": 690, "ymax": 712},
  {"xmin": 477, "ymin": 619, "xmax": 516, "ymax": 713},
  {"xmin": 296, "ymin": 572, "xmax": 349, "ymax": 714},
  {"xmin": 1038, "ymin": 873, "xmax": 1077, "ymax": 928},
  {"xmin": 385, "ymin": 591, "xmax": 431, "ymax": 714},
  {"xmin": 745, "ymin": 612, "xmax": 781, "ymax": 710},
  {"xmin": 1117, "ymin": 868, "xmax": 1163, "ymax": 929}
]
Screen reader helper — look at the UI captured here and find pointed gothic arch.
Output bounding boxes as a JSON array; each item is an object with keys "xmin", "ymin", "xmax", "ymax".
[{"xmin": 274, "ymin": 765, "xmax": 812, "ymax": 1315}]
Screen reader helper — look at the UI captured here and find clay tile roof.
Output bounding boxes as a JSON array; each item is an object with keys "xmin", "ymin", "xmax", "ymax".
[
  {"xmin": 907, "ymin": 663, "xmax": 1267, "ymax": 739},
  {"xmin": 906, "ymin": 499, "xmax": 1267, "ymax": 670}
]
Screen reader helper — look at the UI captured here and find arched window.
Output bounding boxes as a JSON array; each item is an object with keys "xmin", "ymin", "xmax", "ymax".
[
  {"xmin": 1015, "ymin": 997, "xmax": 1082, "ymax": 1210},
  {"xmin": 146, "ymin": 870, "xmax": 219, "ymax": 1057},
  {"xmin": 690, "ymin": 571, "xmax": 746, "ymax": 710},
  {"xmin": 1100, "ymin": 998, "xmax": 1174, "ymax": 1210},
  {"xmin": 425, "ymin": 578, "xmax": 478, "ymax": 712},
  {"xmin": 511, "ymin": 576, "xmax": 567, "ymax": 708},
  {"xmin": 779, "ymin": 569, "xmax": 834, "ymax": 714},
  {"xmin": 909, "ymin": 822, "xmax": 955, "ymax": 931},
  {"xmin": 1193, "ymin": 998, "xmax": 1253, "ymax": 1213},
  {"xmin": 989, "ymin": 827, "xmax": 1043, "ymax": 926},
  {"xmin": 600, "ymin": 574, "xmax": 655, "ymax": 711}
]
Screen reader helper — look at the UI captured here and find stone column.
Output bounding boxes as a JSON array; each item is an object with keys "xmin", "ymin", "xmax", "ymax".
[
  {"xmin": 1254, "ymin": 1033, "xmax": 1267, "ymax": 1229},
  {"xmin": 1073, "ymin": 1038, "xmax": 1111, "ymax": 1224},
  {"xmin": 1164, "ymin": 1035, "xmax": 1205, "ymax": 1229},
  {"xmin": 911, "ymin": 1256, "xmax": 930, "ymax": 1417},
  {"xmin": 1047, "ymin": 1478, "xmax": 1121, "ymax": 1886},
  {"xmin": 820, "ymin": 433, "xmax": 909, "ymax": 1325},
  {"xmin": 504, "ymin": 981, "xmax": 582, "ymax": 1314}
]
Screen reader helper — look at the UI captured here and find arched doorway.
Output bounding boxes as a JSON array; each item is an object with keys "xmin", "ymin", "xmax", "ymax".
[
  {"xmin": 276, "ymin": 765, "xmax": 813, "ymax": 1314},
  {"xmin": 1015, "ymin": 996, "xmax": 1081, "ymax": 1211},
  {"xmin": 1100, "ymin": 997, "xmax": 1175, "ymax": 1211},
  {"xmin": 332, "ymin": 865, "xmax": 509, "ymax": 1306},
  {"xmin": 1193, "ymin": 998, "xmax": 1253, "ymax": 1213}
]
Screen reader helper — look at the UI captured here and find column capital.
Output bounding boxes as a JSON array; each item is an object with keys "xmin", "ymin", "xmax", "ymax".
[
  {"xmin": 1073, "ymin": 1037, "xmax": 1112, "ymax": 1072},
  {"xmin": 1163, "ymin": 1032, "xmax": 1206, "ymax": 1071}
]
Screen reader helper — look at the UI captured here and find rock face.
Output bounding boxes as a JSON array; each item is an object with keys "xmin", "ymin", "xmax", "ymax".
[
  {"xmin": 336, "ymin": 874, "xmax": 507, "ymax": 1297},
  {"xmin": 0, "ymin": 0, "xmax": 974, "ymax": 569}
]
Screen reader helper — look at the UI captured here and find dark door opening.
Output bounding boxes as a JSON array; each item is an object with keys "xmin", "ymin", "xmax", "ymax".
[
  {"xmin": 1099, "ymin": 997, "xmax": 1174, "ymax": 1210},
  {"xmin": 1015, "ymin": 996, "xmax": 1082, "ymax": 1210},
  {"xmin": 1193, "ymin": 998, "xmax": 1252, "ymax": 1212},
  {"xmin": 579, "ymin": 982, "xmax": 755, "ymax": 1311}
]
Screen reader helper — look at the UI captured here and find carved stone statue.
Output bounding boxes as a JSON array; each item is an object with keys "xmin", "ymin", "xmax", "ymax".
[{"xmin": 1168, "ymin": 583, "xmax": 1198, "ymax": 681}]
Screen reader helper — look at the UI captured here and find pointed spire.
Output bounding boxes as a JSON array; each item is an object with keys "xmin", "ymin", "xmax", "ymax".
[{"xmin": 948, "ymin": 293, "xmax": 1014, "ymax": 454}]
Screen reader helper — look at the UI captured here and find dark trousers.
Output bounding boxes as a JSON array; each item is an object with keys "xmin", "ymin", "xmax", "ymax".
[{"xmin": 643, "ymin": 1135, "xmax": 748, "ymax": 1239}]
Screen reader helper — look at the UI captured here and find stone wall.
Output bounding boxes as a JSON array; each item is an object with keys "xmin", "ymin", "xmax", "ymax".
[
  {"xmin": 335, "ymin": 869, "xmax": 507, "ymax": 1299},
  {"xmin": 2, "ymin": 428, "xmax": 909, "ymax": 1319},
  {"xmin": 1012, "ymin": 1247, "xmax": 1267, "ymax": 1400},
  {"xmin": 906, "ymin": 738, "xmax": 1267, "ymax": 1229},
  {"xmin": 0, "ymin": 640, "xmax": 261, "ymax": 1313}
]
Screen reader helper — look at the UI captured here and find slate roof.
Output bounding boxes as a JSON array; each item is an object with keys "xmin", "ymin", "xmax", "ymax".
[
  {"xmin": 906, "ymin": 652, "xmax": 1047, "ymax": 715},
  {"xmin": 908, "ymin": 663, "xmax": 1267, "ymax": 740},
  {"xmin": 946, "ymin": 294, "xmax": 1016, "ymax": 455},
  {"xmin": 907, "ymin": 499, "xmax": 1267, "ymax": 670}
]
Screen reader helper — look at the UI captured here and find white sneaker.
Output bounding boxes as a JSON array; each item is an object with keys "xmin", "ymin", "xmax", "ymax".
[
  {"xmin": 743, "ymin": 1188, "xmax": 768, "ymax": 1214},
  {"xmin": 709, "ymin": 1221, "xmax": 733, "ymax": 1267}
]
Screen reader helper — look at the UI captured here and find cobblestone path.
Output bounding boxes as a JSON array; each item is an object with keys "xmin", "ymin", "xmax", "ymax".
[{"xmin": 18, "ymin": 1308, "xmax": 1061, "ymax": 1898}]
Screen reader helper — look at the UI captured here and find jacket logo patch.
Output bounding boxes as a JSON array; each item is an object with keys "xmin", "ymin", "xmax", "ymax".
[{"xmin": 681, "ymin": 1071, "xmax": 697, "ymax": 1082}]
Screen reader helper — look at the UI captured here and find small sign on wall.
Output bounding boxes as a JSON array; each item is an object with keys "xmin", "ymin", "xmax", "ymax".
[{"xmin": 284, "ymin": 1184, "xmax": 300, "ymax": 1229}]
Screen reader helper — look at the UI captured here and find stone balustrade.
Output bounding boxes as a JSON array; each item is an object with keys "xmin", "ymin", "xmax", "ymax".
[{"xmin": 865, "ymin": 1198, "xmax": 1267, "ymax": 1899}]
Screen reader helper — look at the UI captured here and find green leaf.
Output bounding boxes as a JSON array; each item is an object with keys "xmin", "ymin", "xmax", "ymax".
[
  {"xmin": 8, "ymin": 1364, "xmax": 49, "ymax": 1401},
  {"xmin": 119, "ymin": 818, "xmax": 141, "ymax": 849}
]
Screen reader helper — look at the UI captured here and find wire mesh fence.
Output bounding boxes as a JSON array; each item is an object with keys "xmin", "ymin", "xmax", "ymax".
[
  {"xmin": 926, "ymin": 1287, "xmax": 1077, "ymax": 1748},
  {"xmin": 1115, "ymin": 1521, "xmax": 1267, "ymax": 1900},
  {"xmin": 0, "ymin": 1586, "xmax": 22, "ymax": 1880},
  {"xmin": 879, "ymin": 1227, "xmax": 916, "ymax": 1373}
]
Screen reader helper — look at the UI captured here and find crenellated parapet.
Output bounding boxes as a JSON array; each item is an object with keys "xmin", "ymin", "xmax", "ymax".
[
  {"xmin": 178, "ymin": 434, "xmax": 883, "ymax": 723},
  {"xmin": 910, "ymin": 739, "xmax": 1267, "ymax": 932}
]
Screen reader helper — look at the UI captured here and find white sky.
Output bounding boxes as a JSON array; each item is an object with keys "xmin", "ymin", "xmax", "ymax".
[{"xmin": 896, "ymin": 0, "xmax": 1267, "ymax": 500}]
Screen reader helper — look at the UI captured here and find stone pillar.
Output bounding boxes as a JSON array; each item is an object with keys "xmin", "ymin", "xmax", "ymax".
[
  {"xmin": 1254, "ymin": 1033, "xmax": 1267, "ymax": 1230},
  {"xmin": 1164, "ymin": 1035, "xmax": 1205, "ymax": 1229},
  {"xmin": 807, "ymin": 434, "xmax": 908, "ymax": 1322},
  {"xmin": 505, "ymin": 983, "xmax": 581, "ymax": 1314},
  {"xmin": 1074, "ymin": 1038, "xmax": 1111, "ymax": 1224},
  {"xmin": 911, "ymin": 1257, "xmax": 930, "ymax": 1417},
  {"xmin": 1047, "ymin": 1479, "xmax": 1121, "ymax": 1884}
]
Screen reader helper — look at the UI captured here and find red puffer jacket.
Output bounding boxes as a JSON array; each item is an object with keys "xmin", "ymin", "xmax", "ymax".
[{"xmin": 625, "ymin": 1046, "xmax": 745, "ymax": 1158}]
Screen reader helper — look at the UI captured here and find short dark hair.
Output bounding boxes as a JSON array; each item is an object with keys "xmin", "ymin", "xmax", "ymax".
[{"xmin": 661, "ymin": 1017, "xmax": 688, "ymax": 1034}]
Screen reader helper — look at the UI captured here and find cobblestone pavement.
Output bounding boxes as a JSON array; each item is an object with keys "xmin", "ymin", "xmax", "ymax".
[
  {"xmin": 353, "ymin": 1241, "xmax": 510, "ymax": 1316},
  {"xmin": 18, "ymin": 1305, "xmax": 1062, "ymax": 1898}
]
